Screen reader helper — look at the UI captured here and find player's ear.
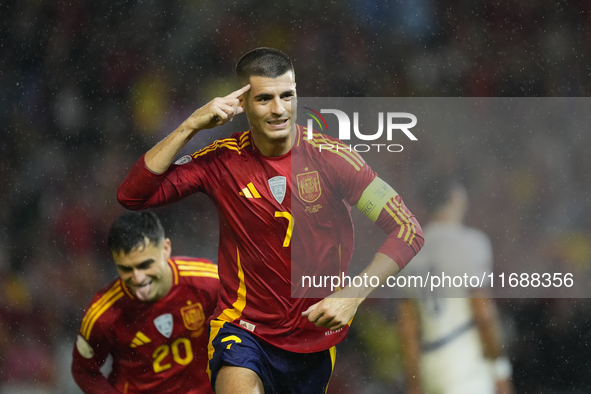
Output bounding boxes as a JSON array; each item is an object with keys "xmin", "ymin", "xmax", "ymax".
[
  {"xmin": 162, "ymin": 238, "xmax": 172, "ymax": 259},
  {"xmin": 238, "ymin": 95, "xmax": 248, "ymax": 115}
]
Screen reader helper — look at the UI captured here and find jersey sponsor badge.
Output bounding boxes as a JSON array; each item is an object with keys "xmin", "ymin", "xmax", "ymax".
[
  {"xmin": 174, "ymin": 155, "xmax": 192, "ymax": 165},
  {"xmin": 154, "ymin": 313, "xmax": 174, "ymax": 338},
  {"xmin": 76, "ymin": 334, "xmax": 94, "ymax": 359},
  {"xmin": 297, "ymin": 171, "xmax": 322, "ymax": 203},
  {"xmin": 268, "ymin": 176, "xmax": 287, "ymax": 204},
  {"xmin": 181, "ymin": 302, "xmax": 205, "ymax": 331}
]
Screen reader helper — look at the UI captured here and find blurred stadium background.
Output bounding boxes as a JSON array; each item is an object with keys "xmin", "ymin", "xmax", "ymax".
[{"xmin": 2, "ymin": 0, "xmax": 590, "ymax": 393}]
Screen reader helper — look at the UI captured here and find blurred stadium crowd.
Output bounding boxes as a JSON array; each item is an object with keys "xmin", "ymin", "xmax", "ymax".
[{"xmin": 2, "ymin": 0, "xmax": 591, "ymax": 393}]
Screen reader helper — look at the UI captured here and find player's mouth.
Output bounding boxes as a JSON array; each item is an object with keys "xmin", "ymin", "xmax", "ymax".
[
  {"xmin": 266, "ymin": 118, "xmax": 289, "ymax": 129},
  {"xmin": 131, "ymin": 280, "xmax": 153, "ymax": 301}
]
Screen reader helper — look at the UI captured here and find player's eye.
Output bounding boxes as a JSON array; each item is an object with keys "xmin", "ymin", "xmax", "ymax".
[
  {"xmin": 256, "ymin": 95, "xmax": 273, "ymax": 102},
  {"xmin": 280, "ymin": 92, "xmax": 295, "ymax": 101}
]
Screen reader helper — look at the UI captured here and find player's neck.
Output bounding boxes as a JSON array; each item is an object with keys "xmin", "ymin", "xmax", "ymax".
[
  {"xmin": 431, "ymin": 210, "xmax": 463, "ymax": 224},
  {"xmin": 431, "ymin": 199, "xmax": 467, "ymax": 224},
  {"xmin": 252, "ymin": 131, "xmax": 294, "ymax": 157},
  {"xmin": 157, "ymin": 262, "xmax": 174, "ymax": 301}
]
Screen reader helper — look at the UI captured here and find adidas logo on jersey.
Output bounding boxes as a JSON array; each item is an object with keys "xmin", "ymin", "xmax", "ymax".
[
  {"xmin": 239, "ymin": 182, "xmax": 261, "ymax": 199},
  {"xmin": 130, "ymin": 331, "xmax": 152, "ymax": 348}
]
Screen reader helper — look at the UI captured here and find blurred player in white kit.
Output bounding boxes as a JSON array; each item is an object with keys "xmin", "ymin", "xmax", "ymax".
[{"xmin": 398, "ymin": 180, "xmax": 514, "ymax": 394}]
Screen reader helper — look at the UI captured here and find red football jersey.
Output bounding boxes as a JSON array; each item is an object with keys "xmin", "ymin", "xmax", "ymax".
[
  {"xmin": 72, "ymin": 257, "xmax": 218, "ymax": 394},
  {"xmin": 118, "ymin": 125, "xmax": 422, "ymax": 353}
]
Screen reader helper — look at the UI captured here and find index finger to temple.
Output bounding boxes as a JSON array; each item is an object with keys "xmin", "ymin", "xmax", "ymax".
[{"xmin": 225, "ymin": 84, "xmax": 251, "ymax": 99}]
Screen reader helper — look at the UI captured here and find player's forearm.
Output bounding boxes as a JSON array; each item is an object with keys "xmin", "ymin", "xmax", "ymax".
[
  {"xmin": 302, "ymin": 253, "xmax": 400, "ymax": 329},
  {"xmin": 340, "ymin": 252, "xmax": 401, "ymax": 300},
  {"xmin": 472, "ymin": 298, "xmax": 514, "ymax": 388},
  {"xmin": 373, "ymin": 195, "xmax": 424, "ymax": 271},
  {"xmin": 145, "ymin": 122, "xmax": 200, "ymax": 174},
  {"xmin": 144, "ymin": 86, "xmax": 249, "ymax": 173},
  {"xmin": 471, "ymin": 293, "xmax": 504, "ymax": 359},
  {"xmin": 398, "ymin": 299, "xmax": 422, "ymax": 392}
]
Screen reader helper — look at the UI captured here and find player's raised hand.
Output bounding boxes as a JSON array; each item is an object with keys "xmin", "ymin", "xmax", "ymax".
[{"xmin": 183, "ymin": 84, "xmax": 251, "ymax": 131}]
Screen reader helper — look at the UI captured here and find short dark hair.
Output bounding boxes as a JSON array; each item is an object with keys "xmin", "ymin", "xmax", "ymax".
[
  {"xmin": 236, "ymin": 47, "xmax": 294, "ymax": 85},
  {"xmin": 420, "ymin": 177, "xmax": 466, "ymax": 216},
  {"xmin": 108, "ymin": 211, "xmax": 165, "ymax": 254}
]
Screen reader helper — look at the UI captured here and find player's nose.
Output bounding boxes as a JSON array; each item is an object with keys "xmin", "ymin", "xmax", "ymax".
[
  {"xmin": 130, "ymin": 269, "xmax": 146, "ymax": 284},
  {"xmin": 270, "ymin": 97, "xmax": 285, "ymax": 116}
]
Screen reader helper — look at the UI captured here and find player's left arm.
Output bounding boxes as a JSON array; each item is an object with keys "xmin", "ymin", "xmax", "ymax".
[
  {"xmin": 303, "ymin": 176, "xmax": 424, "ymax": 330},
  {"xmin": 470, "ymin": 289, "xmax": 514, "ymax": 394},
  {"xmin": 303, "ymin": 252, "xmax": 400, "ymax": 329},
  {"xmin": 354, "ymin": 176, "xmax": 424, "ymax": 269},
  {"xmin": 398, "ymin": 298, "xmax": 424, "ymax": 394},
  {"xmin": 71, "ymin": 331, "xmax": 120, "ymax": 394}
]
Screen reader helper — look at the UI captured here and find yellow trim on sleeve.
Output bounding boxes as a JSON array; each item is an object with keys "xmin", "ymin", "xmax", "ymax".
[
  {"xmin": 355, "ymin": 177, "xmax": 398, "ymax": 222},
  {"xmin": 179, "ymin": 271, "xmax": 220, "ymax": 279},
  {"xmin": 192, "ymin": 139, "xmax": 241, "ymax": 158},
  {"xmin": 303, "ymin": 131, "xmax": 365, "ymax": 171},
  {"xmin": 81, "ymin": 285, "xmax": 125, "ymax": 340},
  {"xmin": 385, "ymin": 199, "xmax": 417, "ymax": 247},
  {"xmin": 168, "ymin": 259, "xmax": 179, "ymax": 285}
]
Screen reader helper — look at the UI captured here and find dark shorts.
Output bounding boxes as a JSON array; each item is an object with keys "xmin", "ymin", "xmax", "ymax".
[{"xmin": 207, "ymin": 319, "xmax": 336, "ymax": 394}]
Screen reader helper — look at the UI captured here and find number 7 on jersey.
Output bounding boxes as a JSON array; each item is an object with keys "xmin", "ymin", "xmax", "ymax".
[{"xmin": 275, "ymin": 211, "xmax": 294, "ymax": 247}]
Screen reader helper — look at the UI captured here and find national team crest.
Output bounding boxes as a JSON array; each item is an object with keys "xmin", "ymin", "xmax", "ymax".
[
  {"xmin": 297, "ymin": 171, "xmax": 321, "ymax": 203},
  {"xmin": 154, "ymin": 314, "xmax": 173, "ymax": 338},
  {"xmin": 268, "ymin": 176, "xmax": 287, "ymax": 204},
  {"xmin": 181, "ymin": 302, "xmax": 205, "ymax": 331}
]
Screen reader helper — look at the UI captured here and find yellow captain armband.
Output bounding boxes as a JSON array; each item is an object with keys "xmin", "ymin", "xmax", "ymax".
[{"xmin": 355, "ymin": 177, "xmax": 398, "ymax": 222}]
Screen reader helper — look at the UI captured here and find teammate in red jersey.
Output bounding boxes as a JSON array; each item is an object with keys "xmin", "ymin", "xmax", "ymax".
[
  {"xmin": 71, "ymin": 211, "xmax": 219, "ymax": 394},
  {"xmin": 117, "ymin": 48, "xmax": 424, "ymax": 393}
]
